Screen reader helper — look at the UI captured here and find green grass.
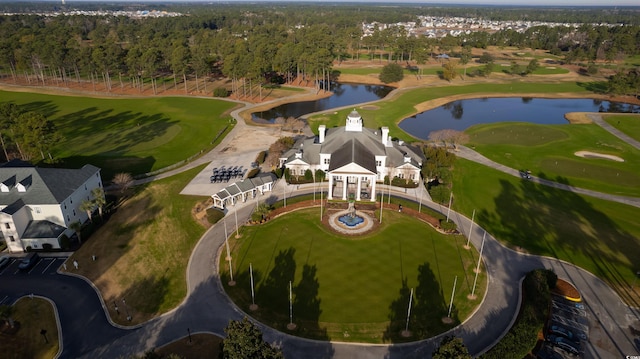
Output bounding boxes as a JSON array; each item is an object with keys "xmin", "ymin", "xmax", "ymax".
[
  {"xmin": 308, "ymin": 81, "xmax": 597, "ymax": 142},
  {"xmin": 466, "ymin": 122, "xmax": 640, "ymax": 196},
  {"xmin": 604, "ymin": 114, "xmax": 640, "ymax": 142},
  {"xmin": 531, "ymin": 66, "xmax": 570, "ymax": 75},
  {"xmin": 451, "ymin": 157, "xmax": 640, "ymax": 306},
  {"xmin": 0, "ymin": 91, "xmax": 236, "ymax": 179},
  {"xmin": 0, "ymin": 298, "xmax": 60, "ymax": 359},
  {"xmin": 222, "ymin": 208, "xmax": 485, "ymax": 343},
  {"xmin": 68, "ymin": 165, "xmax": 209, "ymax": 324}
]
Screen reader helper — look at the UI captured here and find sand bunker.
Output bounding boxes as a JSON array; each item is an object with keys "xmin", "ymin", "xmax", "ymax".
[{"xmin": 574, "ymin": 151, "xmax": 624, "ymax": 162}]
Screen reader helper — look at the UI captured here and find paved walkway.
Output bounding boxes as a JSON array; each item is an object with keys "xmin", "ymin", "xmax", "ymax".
[{"xmin": 74, "ymin": 100, "xmax": 640, "ymax": 358}]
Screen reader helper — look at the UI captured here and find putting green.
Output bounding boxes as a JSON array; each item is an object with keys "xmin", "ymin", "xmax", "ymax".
[{"xmin": 221, "ymin": 208, "xmax": 486, "ymax": 343}]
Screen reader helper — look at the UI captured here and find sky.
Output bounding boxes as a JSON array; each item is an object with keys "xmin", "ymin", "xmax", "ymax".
[{"xmin": 48, "ymin": 0, "xmax": 640, "ymax": 6}]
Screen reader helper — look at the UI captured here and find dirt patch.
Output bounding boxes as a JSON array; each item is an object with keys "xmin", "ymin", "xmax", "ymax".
[
  {"xmin": 574, "ymin": 150, "xmax": 624, "ymax": 162},
  {"xmin": 565, "ymin": 112, "xmax": 593, "ymax": 124},
  {"xmin": 192, "ymin": 198, "xmax": 214, "ymax": 229},
  {"xmin": 552, "ymin": 278, "xmax": 581, "ymax": 301}
]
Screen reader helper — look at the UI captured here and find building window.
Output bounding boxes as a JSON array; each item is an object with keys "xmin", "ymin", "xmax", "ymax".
[
  {"xmin": 324, "ymin": 158, "xmax": 330, "ymax": 165},
  {"xmin": 73, "ymin": 210, "xmax": 76, "ymax": 216},
  {"xmin": 4, "ymin": 223, "xmax": 9, "ymax": 229},
  {"xmin": 64, "ymin": 204, "xmax": 67, "ymax": 210},
  {"xmin": 9, "ymin": 236, "xmax": 15, "ymax": 242},
  {"xmin": 35, "ymin": 207, "xmax": 42, "ymax": 214},
  {"xmin": 399, "ymin": 173, "xmax": 405, "ymax": 179},
  {"xmin": 410, "ymin": 174, "xmax": 415, "ymax": 180},
  {"xmin": 376, "ymin": 160, "xmax": 382, "ymax": 166},
  {"xmin": 70, "ymin": 198, "xmax": 73, "ymax": 204}
]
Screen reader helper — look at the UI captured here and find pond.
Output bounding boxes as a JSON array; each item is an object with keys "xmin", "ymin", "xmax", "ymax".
[
  {"xmin": 398, "ymin": 97, "xmax": 640, "ymax": 140},
  {"xmin": 251, "ymin": 83, "xmax": 393, "ymax": 122}
]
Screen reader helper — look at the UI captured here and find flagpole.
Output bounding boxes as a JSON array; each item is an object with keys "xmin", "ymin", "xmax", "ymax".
[
  {"xmin": 465, "ymin": 209, "xmax": 475, "ymax": 249},
  {"xmin": 470, "ymin": 232, "xmax": 486, "ymax": 299},
  {"xmin": 446, "ymin": 191, "xmax": 453, "ymax": 222},
  {"xmin": 447, "ymin": 275, "xmax": 457, "ymax": 318},
  {"xmin": 249, "ymin": 263, "xmax": 258, "ymax": 310},
  {"xmin": 404, "ymin": 288, "xmax": 414, "ymax": 333}
]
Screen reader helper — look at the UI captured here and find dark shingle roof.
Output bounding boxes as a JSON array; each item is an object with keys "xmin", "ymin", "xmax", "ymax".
[
  {"xmin": 22, "ymin": 220, "xmax": 66, "ymax": 239},
  {"xmin": 328, "ymin": 139, "xmax": 376, "ymax": 173},
  {"xmin": 0, "ymin": 163, "xmax": 100, "ymax": 206}
]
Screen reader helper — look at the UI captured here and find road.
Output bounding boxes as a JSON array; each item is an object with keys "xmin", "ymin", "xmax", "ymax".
[{"xmin": 2, "ymin": 93, "xmax": 638, "ymax": 359}]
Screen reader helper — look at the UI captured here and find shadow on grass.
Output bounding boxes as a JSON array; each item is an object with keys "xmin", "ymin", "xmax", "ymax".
[
  {"xmin": 120, "ymin": 275, "xmax": 171, "ymax": 321},
  {"xmin": 576, "ymin": 81, "xmax": 607, "ymax": 94},
  {"xmin": 18, "ymin": 100, "xmax": 58, "ymax": 118},
  {"xmin": 477, "ymin": 172, "xmax": 640, "ymax": 307},
  {"xmin": 58, "ymin": 155, "xmax": 155, "ymax": 181},
  {"xmin": 384, "ymin": 262, "xmax": 457, "ymax": 343}
]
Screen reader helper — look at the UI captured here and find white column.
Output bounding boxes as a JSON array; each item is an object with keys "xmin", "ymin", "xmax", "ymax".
[
  {"xmin": 370, "ymin": 175, "xmax": 376, "ymax": 202},
  {"xmin": 356, "ymin": 176, "xmax": 362, "ymax": 201},
  {"xmin": 328, "ymin": 174, "xmax": 334, "ymax": 200},
  {"xmin": 342, "ymin": 175, "xmax": 347, "ymax": 200}
]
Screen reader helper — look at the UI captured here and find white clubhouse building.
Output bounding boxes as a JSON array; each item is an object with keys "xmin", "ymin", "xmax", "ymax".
[{"xmin": 280, "ymin": 110, "xmax": 424, "ymax": 201}]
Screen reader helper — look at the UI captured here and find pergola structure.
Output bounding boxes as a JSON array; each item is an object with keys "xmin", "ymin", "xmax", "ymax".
[{"xmin": 212, "ymin": 173, "xmax": 276, "ymax": 209}]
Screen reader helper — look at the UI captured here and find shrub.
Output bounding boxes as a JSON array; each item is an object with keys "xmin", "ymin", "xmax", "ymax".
[
  {"xmin": 274, "ymin": 167, "xmax": 283, "ymax": 178},
  {"xmin": 440, "ymin": 219, "xmax": 457, "ymax": 231},
  {"xmin": 256, "ymin": 151, "xmax": 267, "ymax": 164},
  {"xmin": 247, "ymin": 168, "xmax": 260, "ymax": 178},
  {"xmin": 59, "ymin": 235, "xmax": 70, "ymax": 250},
  {"xmin": 304, "ymin": 169, "xmax": 313, "ymax": 181},
  {"xmin": 391, "ymin": 176, "xmax": 419, "ymax": 188},
  {"xmin": 206, "ymin": 207, "xmax": 225, "ymax": 224},
  {"xmin": 481, "ymin": 269, "xmax": 555, "ymax": 359},
  {"xmin": 213, "ymin": 87, "xmax": 230, "ymax": 97},
  {"xmin": 379, "ymin": 63, "xmax": 404, "ymax": 83}
]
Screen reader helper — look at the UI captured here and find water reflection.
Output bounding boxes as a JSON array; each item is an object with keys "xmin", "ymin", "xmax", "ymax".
[
  {"xmin": 399, "ymin": 97, "xmax": 640, "ymax": 140},
  {"xmin": 251, "ymin": 83, "xmax": 393, "ymax": 122}
]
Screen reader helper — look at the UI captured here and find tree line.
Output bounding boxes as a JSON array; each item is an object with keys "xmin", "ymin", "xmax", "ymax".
[{"xmin": 0, "ymin": 6, "xmax": 638, "ymax": 98}]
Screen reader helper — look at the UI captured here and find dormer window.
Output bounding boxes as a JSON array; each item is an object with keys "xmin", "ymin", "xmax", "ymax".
[
  {"xmin": 17, "ymin": 175, "xmax": 32, "ymax": 192},
  {"xmin": 1, "ymin": 175, "xmax": 16, "ymax": 192}
]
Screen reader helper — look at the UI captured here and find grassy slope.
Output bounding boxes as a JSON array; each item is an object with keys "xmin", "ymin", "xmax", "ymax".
[
  {"xmin": 66, "ymin": 165, "xmax": 208, "ymax": 325},
  {"xmin": 452, "ymin": 158, "xmax": 640, "ymax": 305},
  {"xmin": 604, "ymin": 114, "xmax": 640, "ymax": 142},
  {"xmin": 0, "ymin": 298, "xmax": 59, "ymax": 359},
  {"xmin": 222, "ymin": 208, "xmax": 486, "ymax": 343},
  {"xmin": 466, "ymin": 122, "xmax": 640, "ymax": 196},
  {"xmin": 0, "ymin": 91, "xmax": 236, "ymax": 178},
  {"xmin": 308, "ymin": 82, "xmax": 592, "ymax": 141}
]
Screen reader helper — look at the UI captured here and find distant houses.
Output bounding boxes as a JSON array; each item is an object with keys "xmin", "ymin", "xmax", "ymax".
[{"xmin": 0, "ymin": 160, "xmax": 104, "ymax": 252}]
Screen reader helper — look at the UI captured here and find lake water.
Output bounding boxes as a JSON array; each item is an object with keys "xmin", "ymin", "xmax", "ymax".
[
  {"xmin": 251, "ymin": 83, "xmax": 393, "ymax": 122},
  {"xmin": 398, "ymin": 97, "xmax": 640, "ymax": 140}
]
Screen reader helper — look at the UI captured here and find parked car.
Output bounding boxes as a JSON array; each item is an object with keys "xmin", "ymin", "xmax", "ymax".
[
  {"xmin": 547, "ymin": 334, "xmax": 580, "ymax": 355},
  {"xmin": 0, "ymin": 255, "xmax": 11, "ymax": 270},
  {"xmin": 549, "ymin": 324, "xmax": 579, "ymax": 342},
  {"xmin": 18, "ymin": 253, "xmax": 39, "ymax": 271},
  {"xmin": 519, "ymin": 169, "xmax": 532, "ymax": 179}
]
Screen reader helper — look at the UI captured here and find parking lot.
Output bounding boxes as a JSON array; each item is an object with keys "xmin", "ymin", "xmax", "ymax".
[
  {"xmin": 538, "ymin": 294, "xmax": 589, "ymax": 359},
  {"xmin": 0, "ymin": 255, "xmax": 67, "ymax": 278}
]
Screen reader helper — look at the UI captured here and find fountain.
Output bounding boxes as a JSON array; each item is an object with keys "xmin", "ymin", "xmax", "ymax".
[
  {"xmin": 337, "ymin": 201, "xmax": 365, "ymax": 227},
  {"xmin": 328, "ymin": 200, "xmax": 374, "ymax": 235}
]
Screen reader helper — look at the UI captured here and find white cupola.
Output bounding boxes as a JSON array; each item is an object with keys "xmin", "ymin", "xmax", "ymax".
[{"xmin": 345, "ymin": 109, "xmax": 363, "ymax": 132}]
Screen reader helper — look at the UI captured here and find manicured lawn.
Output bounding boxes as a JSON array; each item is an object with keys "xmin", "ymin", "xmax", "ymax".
[
  {"xmin": 308, "ymin": 82, "xmax": 596, "ymax": 142},
  {"xmin": 0, "ymin": 91, "xmax": 236, "ymax": 179},
  {"xmin": 221, "ymin": 208, "xmax": 486, "ymax": 343},
  {"xmin": 531, "ymin": 66, "xmax": 570, "ymax": 75},
  {"xmin": 0, "ymin": 298, "xmax": 59, "ymax": 359},
  {"xmin": 65, "ymin": 165, "xmax": 209, "ymax": 325},
  {"xmin": 451, "ymin": 158, "xmax": 640, "ymax": 305},
  {"xmin": 466, "ymin": 122, "xmax": 640, "ymax": 196},
  {"xmin": 604, "ymin": 114, "xmax": 640, "ymax": 142}
]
